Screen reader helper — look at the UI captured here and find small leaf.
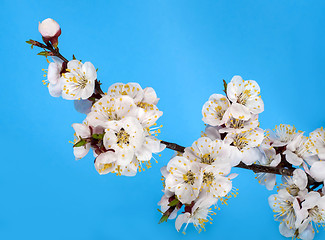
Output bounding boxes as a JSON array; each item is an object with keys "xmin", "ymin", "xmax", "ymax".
[
  {"xmin": 73, "ymin": 139, "xmax": 87, "ymax": 147},
  {"xmin": 26, "ymin": 40, "xmax": 32, "ymax": 44},
  {"xmin": 72, "ymin": 54, "xmax": 76, "ymax": 60},
  {"xmin": 96, "ymin": 68, "xmax": 99, "ymax": 72},
  {"xmin": 168, "ymin": 198, "xmax": 179, "ymax": 207},
  {"xmin": 37, "ymin": 51, "xmax": 50, "ymax": 56},
  {"xmin": 92, "ymin": 133, "xmax": 104, "ymax": 140},
  {"xmin": 158, "ymin": 214, "xmax": 168, "ymax": 224},
  {"xmin": 157, "ymin": 208, "xmax": 163, "ymax": 214},
  {"xmin": 223, "ymin": 79, "xmax": 227, "ymax": 95}
]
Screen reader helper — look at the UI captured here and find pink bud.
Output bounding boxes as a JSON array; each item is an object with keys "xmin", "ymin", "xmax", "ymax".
[{"xmin": 38, "ymin": 18, "xmax": 61, "ymax": 48}]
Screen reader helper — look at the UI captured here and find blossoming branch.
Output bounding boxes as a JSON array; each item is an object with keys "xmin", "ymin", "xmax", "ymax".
[{"xmin": 27, "ymin": 18, "xmax": 325, "ymax": 240}]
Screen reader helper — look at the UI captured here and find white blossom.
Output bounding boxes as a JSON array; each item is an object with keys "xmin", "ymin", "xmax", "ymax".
[
  {"xmin": 224, "ymin": 128, "xmax": 265, "ymax": 165},
  {"xmin": 226, "ymin": 75, "xmax": 264, "ymax": 120},
  {"xmin": 182, "ymin": 137, "xmax": 235, "ymax": 197},
  {"xmin": 256, "ymin": 146, "xmax": 281, "ymax": 190},
  {"xmin": 165, "ymin": 156, "xmax": 202, "ymax": 204},
  {"xmin": 269, "ymin": 188, "xmax": 307, "ymax": 238},
  {"xmin": 107, "ymin": 82, "xmax": 159, "ymax": 107},
  {"xmin": 175, "ymin": 193, "xmax": 217, "ymax": 233},
  {"xmin": 107, "ymin": 82, "xmax": 162, "ymax": 128},
  {"xmin": 284, "ymin": 134, "xmax": 318, "ymax": 167},
  {"xmin": 280, "ymin": 169, "xmax": 308, "ymax": 197},
  {"xmin": 158, "ymin": 189, "xmax": 180, "ymax": 220},
  {"xmin": 183, "ymin": 137, "xmax": 231, "ymax": 167},
  {"xmin": 62, "ymin": 60, "xmax": 96, "ymax": 100},
  {"xmin": 200, "ymin": 164, "xmax": 234, "ymax": 198},
  {"xmin": 101, "ymin": 116, "xmax": 164, "ymax": 169},
  {"xmin": 44, "ymin": 57, "xmax": 64, "ymax": 97},
  {"xmin": 202, "ymin": 94, "xmax": 229, "ymax": 126},
  {"xmin": 220, "ymin": 112, "xmax": 259, "ymax": 134},
  {"xmin": 86, "ymin": 95, "xmax": 137, "ymax": 128},
  {"xmin": 310, "ymin": 161, "xmax": 325, "ymax": 182},
  {"xmin": 202, "ymin": 125, "xmax": 222, "ymax": 141},
  {"xmin": 310, "ymin": 128, "xmax": 325, "ymax": 160},
  {"xmin": 295, "ymin": 191, "xmax": 325, "ymax": 236},
  {"xmin": 38, "ymin": 18, "xmax": 61, "ymax": 47},
  {"xmin": 72, "ymin": 123, "xmax": 91, "ymax": 160},
  {"xmin": 269, "ymin": 124, "xmax": 300, "ymax": 147},
  {"xmin": 95, "ymin": 151, "xmax": 138, "ymax": 176}
]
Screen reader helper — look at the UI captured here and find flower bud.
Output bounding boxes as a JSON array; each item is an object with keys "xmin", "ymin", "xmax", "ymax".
[{"xmin": 38, "ymin": 18, "xmax": 61, "ymax": 48}]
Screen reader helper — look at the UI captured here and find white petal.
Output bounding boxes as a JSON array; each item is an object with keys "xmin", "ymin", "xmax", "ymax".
[
  {"xmin": 82, "ymin": 62, "xmax": 97, "ymax": 81},
  {"xmin": 143, "ymin": 87, "xmax": 159, "ymax": 105},
  {"xmin": 175, "ymin": 213, "xmax": 190, "ymax": 232},
  {"xmin": 310, "ymin": 161, "xmax": 325, "ymax": 182},
  {"xmin": 72, "ymin": 123, "xmax": 91, "ymax": 138},
  {"xmin": 299, "ymin": 223, "xmax": 315, "ymax": 240},
  {"xmin": 74, "ymin": 99, "xmax": 92, "ymax": 114},
  {"xmin": 226, "ymin": 75, "xmax": 244, "ymax": 103},
  {"xmin": 228, "ymin": 103, "xmax": 251, "ymax": 121},
  {"xmin": 293, "ymin": 169, "xmax": 308, "ymax": 190},
  {"xmin": 48, "ymin": 81, "xmax": 62, "ymax": 97},
  {"xmin": 279, "ymin": 223, "xmax": 295, "ymax": 237},
  {"xmin": 284, "ymin": 150, "xmax": 303, "ymax": 166},
  {"xmin": 94, "ymin": 151, "xmax": 117, "ymax": 174},
  {"xmin": 74, "ymin": 144, "xmax": 90, "ymax": 160}
]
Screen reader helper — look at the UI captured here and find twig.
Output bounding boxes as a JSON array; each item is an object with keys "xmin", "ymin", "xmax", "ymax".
[{"xmin": 162, "ymin": 140, "xmax": 297, "ymax": 177}]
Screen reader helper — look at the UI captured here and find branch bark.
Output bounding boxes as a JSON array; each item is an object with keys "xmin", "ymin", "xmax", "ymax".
[{"xmin": 161, "ymin": 140, "xmax": 295, "ymax": 176}]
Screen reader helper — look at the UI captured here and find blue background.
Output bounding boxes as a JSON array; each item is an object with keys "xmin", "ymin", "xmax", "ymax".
[{"xmin": 1, "ymin": 0, "xmax": 324, "ymax": 239}]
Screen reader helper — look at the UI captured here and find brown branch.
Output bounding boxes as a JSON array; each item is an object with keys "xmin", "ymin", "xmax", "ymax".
[
  {"xmin": 161, "ymin": 141, "xmax": 185, "ymax": 153},
  {"xmin": 27, "ymin": 39, "xmax": 68, "ymax": 63},
  {"xmin": 161, "ymin": 140, "xmax": 294, "ymax": 176}
]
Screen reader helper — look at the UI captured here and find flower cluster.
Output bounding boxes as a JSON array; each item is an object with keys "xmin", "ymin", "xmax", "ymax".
[
  {"xmin": 71, "ymin": 81, "xmax": 165, "ymax": 176},
  {"xmin": 35, "ymin": 19, "xmax": 165, "ymax": 176},
  {"xmin": 264, "ymin": 126, "xmax": 325, "ymax": 239},
  {"xmin": 158, "ymin": 75, "xmax": 266, "ymax": 232},
  {"xmin": 202, "ymin": 75, "xmax": 265, "ymax": 166},
  {"xmin": 269, "ymin": 169, "xmax": 325, "ymax": 240},
  {"xmin": 29, "ymin": 18, "xmax": 325, "ymax": 240}
]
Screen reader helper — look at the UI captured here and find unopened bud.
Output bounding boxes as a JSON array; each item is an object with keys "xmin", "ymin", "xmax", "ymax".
[{"xmin": 38, "ymin": 18, "xmax": 61, "ymax": 48}]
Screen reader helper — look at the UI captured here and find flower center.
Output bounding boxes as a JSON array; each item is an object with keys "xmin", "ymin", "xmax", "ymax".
[
  {"xmin": 237, "ymin": 89, "xmax": 251, "ymax": 105},
  {"xmin": 203, "ymin": 172, "xmax": 215, "ymax": 186},
  {"xmin": 115, "ymin": 128, "xmax": 130, "ymax": 146},
  {"xmin": 286, "ymin": 185, "xmax": 300, "ymax": 196},
  {"xmin": 229, "ymin": 118, "xmax": 245, "ymax": 129},
  {"xmin": 201, "ymin": 153, "xmax": 215, "ymax": 164},
  {"xmin": 275, "ymin": 124, "xmax": 296, "ymax": 142},
  {"xmin": 309, "ymin": 206, "xmax": 325, "ymax": 223},
  {"xmin": 137, "ymin": 102, "xmax": 154, "ymax": 111},
  {"xmin": 98, "ymin": 163, "xmax": 113, "ymax": 173},
  {"xmin": 214, "ymin": 105, "xmax": 226, "ymax": 120},
  {"xmin": 78, "ymin": 76, "xmax": 88, "ymax": 89},
  {"xmin": 232, "ymin": 133, "xmax": 249, "ymax": 150},
  {"xmin": 183, "ymin": 170, "xmax": 196, "ymax": 185}
]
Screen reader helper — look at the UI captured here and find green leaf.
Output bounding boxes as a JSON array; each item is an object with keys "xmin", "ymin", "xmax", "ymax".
[
  {"xmin": 96, "ymin": 68, "xmax": 99, "ymax": 72},
  {"xmin": 26, "ymin": 40, "xmax": 33, "ymax": 44},
  {"xmin": 37, "ymin": 51, "xmax": 50, "ymax": 56},
  {"xmin": 223, "ymin": 79, "xmax": 227, "ymax": 95},
  {"xmin": 168, "ymin": 198, "xmax": 179, "ymax": 207},
  {"xmin": 158, "ymin": 214, "xmax": 169, "ymax": 224},
  {"xmin": 73, "ymin": 139, "xmax": 87, "ymax": 147},
  {"xmin": 92, "ymin": 133, "xmax": 104, "ymax": 140},
  {"xmin": 157, "ymin": 208, "xmax": 163, "ymax": 214}
]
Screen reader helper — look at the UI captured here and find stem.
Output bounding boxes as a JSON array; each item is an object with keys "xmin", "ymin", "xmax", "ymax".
[
  {"xmin": 161, "ymin": 141, "xmax": 185, "ymax": 153},
  {"xmin": 29, "ymin": 40, "xmax": 68, "ymax": 63},
  {"xmin": 161, "ymin": 140, "xmax": 295, "ymax": 176}
]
